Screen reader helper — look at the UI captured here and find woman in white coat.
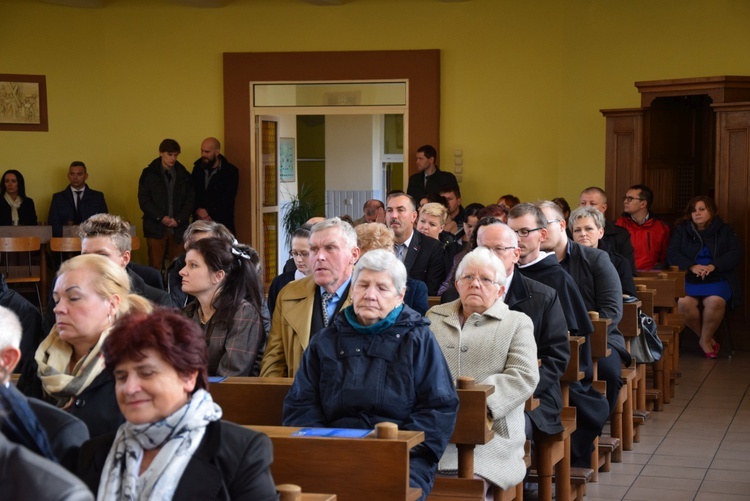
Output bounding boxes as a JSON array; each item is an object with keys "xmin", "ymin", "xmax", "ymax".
[{"xmin": 427, "ymin": 247, "xmax": 539, "ymax": 497}]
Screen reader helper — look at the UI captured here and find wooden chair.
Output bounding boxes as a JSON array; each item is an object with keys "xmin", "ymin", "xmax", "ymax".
[
  {"xmin": 131, "ymin": 236, "xmax": 141, "ymax": 251},
  {"xmin": 209, "ymin": 376, "xmax": 293, "ymax": 425},
  {"xmin": 635, "ymin": 285, "xmax": 663, "ymax": 412},
  {"xmin": 587, "ymin": 312, "xmax": 618, "ymax": 478},
  {"xmin": 250, "ymin": 422, "xmax": 423, "ymax": 501},
  {"xmin": 428, "ymin": 295, "xmax": 441, "ymax": 309},
  {"xmin": 0, "ymin": 236, "xmax": 42, "ymax": 311}
]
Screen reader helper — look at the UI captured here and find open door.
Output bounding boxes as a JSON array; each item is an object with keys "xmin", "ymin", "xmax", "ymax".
[{"xmin": 255, "ymin": 115, "xmax": 279, "ymax": 288}]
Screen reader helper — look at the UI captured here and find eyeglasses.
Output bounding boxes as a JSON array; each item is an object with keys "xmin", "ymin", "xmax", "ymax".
[
  {"xmin": 490, "ymin": 246, "xmax": 516, "ymax": 253},
  {"xmin": 457, "ymin": 274, "xmax": 499, "ymax": 287},
  {"xmin": 291, "ymin": 251, "xmax": 310, "ymax": 259},
  {"xmin": 546, "ymin": 219, "xmax": 561, "ymax": 226},
  {"xmin": 623, "ymin": 196, "xmax": 643, "ymax": 203},
  {"xmin": 513, "ymin": 227, "xmax": 543, "ymax": 238}
]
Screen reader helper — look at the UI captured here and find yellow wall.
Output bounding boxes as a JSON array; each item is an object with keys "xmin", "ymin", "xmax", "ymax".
[{"xmin": 2, "ymin": 0, "xmax": 750, "ymax": 258}]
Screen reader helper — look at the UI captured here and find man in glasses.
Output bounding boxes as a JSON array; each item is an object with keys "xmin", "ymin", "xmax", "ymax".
[
  {"xmin": 539, "ymin": 200, "xmax": 631, "ymax": 420},
  {"xmin": 473, "ymin": 219, "xmax": 570, "ymax": 442},
  {"xmin": 579, "ymin": 186, "xmax": 636, "ymax": 275},
  {"xmin": 615, "ymin": 184, "xmax": 670, "ymax": 270},
  {"xmin": 507, "ymin": 203, "xmax": 609, "ymax": 469}
]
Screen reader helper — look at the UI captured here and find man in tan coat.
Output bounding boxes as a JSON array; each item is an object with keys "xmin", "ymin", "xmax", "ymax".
[{"xmin": 260, "ymin": 218, "xmax": 360, "ymax": 377}]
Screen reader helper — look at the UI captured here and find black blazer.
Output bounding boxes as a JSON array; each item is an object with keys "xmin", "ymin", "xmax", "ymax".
[
  {"xmin": 5, "ymin": 384, "xmax": 89, "ymax": 472},
  {"xmin": 47, "ymin": 185, "xmax": 108, "ymax": 237},
  {"xmin": 565, "ymin": 242, "xmax": 630, "ymax": 364},
  {"xmin": 78, "ymin": 420, "xmax": 279, "ymax": 501},
  {"xmin": 0, "ymin": 433, "xmax": 93, "ymax": 501},
  {"xmin": 506, "ymin": 273, "xmax": 570, "ymax": 435},
  {"xmin": 0, "ymin": 197, "xmax": 37, "ymax": 226},
  {"xmin": 402, "ymin": 230, "xmax": 446, "ymax": 296},
  {"xmin": 192, "ymin": 155, "xmax": 239, "ymax": 234}
]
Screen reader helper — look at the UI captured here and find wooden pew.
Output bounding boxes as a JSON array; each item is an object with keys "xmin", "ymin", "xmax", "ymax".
[
  {"xmin": 634, "ymin": 286, "xmax": 663, "ymax": 412},
  {"xmin": 212, "ymin": 377, "xmax": 502, "ymax": 500},
  {"xmin": 210, "ymin": 376, "xmax": 293, "ymax": 425},
  {"xmin": 249, "ymin": 422, "xmax": 423, "ymax": 501},
  {"xmin": 620, "ymin": 298, "xmax": 646, "ymax": 445},
  {"xmin": 528, "ymin": 336, "xmax": 587, "ymax": 501},
  {"xmin": 587, "ymin": 312, "xmax": 618, "ymax": 479}
]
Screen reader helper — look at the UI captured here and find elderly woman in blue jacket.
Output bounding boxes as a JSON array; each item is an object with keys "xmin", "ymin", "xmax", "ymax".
[
  {"xmin": 667, "ymin": 196, "xmax": 742, "ymax": 358},
  {"xmin": 283, "ymin": 249, "xmax": 459, "ymax": 500}
]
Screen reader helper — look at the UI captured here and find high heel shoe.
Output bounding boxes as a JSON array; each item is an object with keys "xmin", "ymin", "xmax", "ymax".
[{"xmin": 703, "ymin": 343, "xmax": 720, "ymax": 359}]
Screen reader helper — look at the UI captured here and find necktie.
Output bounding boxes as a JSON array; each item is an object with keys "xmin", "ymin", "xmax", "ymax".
[
  {"xmin": 321, "ymin": 292, "xmax": 335, "ymax": 327},
  {"xmin": 74, "ymin": 190, "xmax": 83, "ymax": 221},
  {"xmin": 395, "ymin": 243, "xmax": 406, "ymax": 262},
  {"xmin": 165, "ymin": 169, "xmax": 172, "ymax": 184}
]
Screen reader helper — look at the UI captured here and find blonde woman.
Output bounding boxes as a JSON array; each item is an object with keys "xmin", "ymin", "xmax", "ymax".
[
  {"xmin": 31, "ymin": 254, "xmax": 152, "ymax": 438},
  {"xmin": 417, "ymin": 202, "xmax": 456, "ymax": 287}
]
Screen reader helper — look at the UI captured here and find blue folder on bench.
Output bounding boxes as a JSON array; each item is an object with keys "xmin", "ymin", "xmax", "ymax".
[{"xmin": 292, "ymin": 428, "xmax": 373, "ymax": 438}]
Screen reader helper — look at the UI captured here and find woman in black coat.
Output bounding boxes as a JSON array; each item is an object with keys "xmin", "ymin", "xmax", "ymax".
[
  {"xmin": 667, "ymin": 196, "xmax": 741, "ymax": 358},
  {"xmin": 0, "ymin": 169, "xmax": 37, "ymax": 226},
  {"xmin": 78, "ymin": 309, "xmax": 278, "ymax": 500}
]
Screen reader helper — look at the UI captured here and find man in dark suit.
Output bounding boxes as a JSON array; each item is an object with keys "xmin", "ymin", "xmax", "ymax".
[
  {"xmin": 540, "ymin": 201, "xmax": 631, "ymax": 416},
  {"xmin": 47, "ymin": 161, "xmax": 108, "ymax": 237},
  {"xmin": 192, "ymin": 137, "xmax": 239, "ymax": 235},
  {"xmin": 0, "ymin": 306, "xmax": 89, "ymax": 472},
  {"xmin": 579, "ymin": 186, "xmax": 636, "ymax": 275},
  {"xmin": 507, "ymin": 203, "xmax": 609, "ymax": 468},
  {"xmin": 386, "ymin": 192, "xmax": 445, "ymax": 295}
]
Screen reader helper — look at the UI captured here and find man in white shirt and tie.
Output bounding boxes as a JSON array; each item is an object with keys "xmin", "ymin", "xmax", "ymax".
[{"xmin": 47, "ymin": 161, "xmax": 108, "ymax": 237}]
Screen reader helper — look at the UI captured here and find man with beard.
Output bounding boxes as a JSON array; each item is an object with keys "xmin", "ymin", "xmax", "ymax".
[{"xmin": 192, "ymin": 137, "xmax": 239, "ymax": 234}]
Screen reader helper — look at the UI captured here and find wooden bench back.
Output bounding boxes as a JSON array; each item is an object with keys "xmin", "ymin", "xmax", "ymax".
[{"xmin": 249, "ymin": 424, "xmax": 423, "ymax": 501}]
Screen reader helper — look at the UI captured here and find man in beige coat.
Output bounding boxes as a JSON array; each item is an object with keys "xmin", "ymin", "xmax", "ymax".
[{"xmin": 260, "ymin": 218, "xmax": 360, "ymax": 377}]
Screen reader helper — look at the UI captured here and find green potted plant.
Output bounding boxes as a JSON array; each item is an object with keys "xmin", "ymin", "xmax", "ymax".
[{"xmin": 280, "ymin": 184, "xmax": 321, "ymax": 249}]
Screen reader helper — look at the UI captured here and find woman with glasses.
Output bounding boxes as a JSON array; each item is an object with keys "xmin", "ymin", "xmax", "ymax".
[
  {"xmin": 427, "ymin": 247, "xmax": 539, "ymax": 496},
  {"xmin": 268, "ymin": 226, "xmax": 312, "ymax": 317},
  {"xmin": 667, "ymin": 196, "xmax": 741, "ymax": 358}
]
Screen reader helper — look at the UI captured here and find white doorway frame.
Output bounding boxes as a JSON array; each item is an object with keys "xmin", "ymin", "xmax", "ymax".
[{"xmin": 249, "ymin": 80, "xmax": 409, "ymax": 271}]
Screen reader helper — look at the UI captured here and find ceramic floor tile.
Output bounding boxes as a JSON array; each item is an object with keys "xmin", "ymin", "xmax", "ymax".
[
  {"xmin": 583, "ymin": 484, "xmax": 630, "ymax": 499},
  {"xmin": 699, "ymin": 479, "xmax": 750, "ymax": 495},
  {"xmin": 624, "ymin": 486, "xmax": 698, "ymax": 500},
  {"xmin": 709, "ymin": 457, "xmax": 750, "ymax": 472},
  {"xmin": 648, "ymin": 454, "xmax": 712, "ymax": 468},
  {"xmin": 695, "ymin": 493, "xmax": 750, "ymax": 501},
  {"xmin": 705, "ymin": 468, "xmax": 750, "ymax": 483},
  {"xmin": 622, "ymin": 453, "xmax": 652, "ymax": 465},
  {"xmin": 639, "ymin": 464, "xmax": 706, "ymax": 480},
  {"xmin": 631, "ymin": 476, "xmax": 701, "ymax": 491}
]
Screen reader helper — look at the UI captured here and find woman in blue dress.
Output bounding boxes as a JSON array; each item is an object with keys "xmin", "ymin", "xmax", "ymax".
[{"xmin": 667, "ymin": 196, "xmax": 741, "ymax": 358}]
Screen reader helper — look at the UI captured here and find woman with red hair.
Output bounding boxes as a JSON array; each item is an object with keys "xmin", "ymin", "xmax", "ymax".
[{"xmin": 77, "ymin": 309, "xmax": 278, "ymax": 500}]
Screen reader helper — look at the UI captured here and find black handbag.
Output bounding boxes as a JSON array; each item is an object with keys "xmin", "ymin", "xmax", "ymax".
[{"xmin": 629, "ymin": 308, "xmax": 663, "ymax": 363}]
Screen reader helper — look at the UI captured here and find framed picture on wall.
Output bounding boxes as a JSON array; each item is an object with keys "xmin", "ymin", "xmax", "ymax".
[
  {"xmin": 0, "ymin": 74, "xmax": 48, "ymax": 132},
  {"xmin": 280, "ymin": 137, "xmax": 295, "ymax": 183}
]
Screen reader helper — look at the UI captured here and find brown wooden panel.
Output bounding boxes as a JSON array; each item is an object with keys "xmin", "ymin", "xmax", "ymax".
[
  {"xmin": 601, "ymin": 109, "xmax": 644, "ymax": 221},
  {"xmin": 224, "ymin": 50, "xmax": 440, "ymax": 245}
]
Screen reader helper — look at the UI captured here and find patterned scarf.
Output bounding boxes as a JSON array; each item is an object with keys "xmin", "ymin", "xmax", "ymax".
[
  {"xmin": 98, "ymin": 389, "xmax": 222, "ymax": 501},
  {"xmin": 3, "ymin": 193, "xmax": 22, "ymax": 226},
  {"xmin": 34, "ymin": 325, "xmax": 110, "ymax": 408}
]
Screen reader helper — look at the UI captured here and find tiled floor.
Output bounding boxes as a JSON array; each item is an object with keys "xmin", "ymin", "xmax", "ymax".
[{"xmin": 582, "ymin": 350, "xmax": 750, "ymax": 501}]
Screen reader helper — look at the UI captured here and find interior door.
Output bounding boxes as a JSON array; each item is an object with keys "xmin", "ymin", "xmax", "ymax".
[{"xmin": 256, "ymin": 115, "xmax": 279, "ymax": 288}]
